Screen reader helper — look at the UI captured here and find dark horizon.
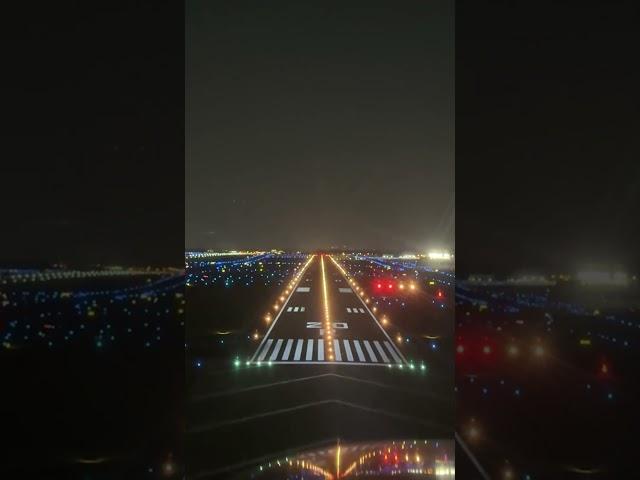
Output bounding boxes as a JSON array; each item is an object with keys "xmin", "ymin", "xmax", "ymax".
[
  {"xmin": 186, "ymin": 0, "xmax": 455, "ymax": 256},
  {"xmin": 2, "ymin": 0, "xmax": 638, "ymax": 274}
]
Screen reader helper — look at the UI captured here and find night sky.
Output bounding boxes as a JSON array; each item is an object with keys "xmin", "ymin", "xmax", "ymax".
[
  {"xmin": 186, "ymin": 1, "xmax": 454, "ymax": 253},
  {"xmin": 3, "ymin": 1, "xmax": 638, "ymax": 272},
  {"xmin": 2, "ymin": 2, "xmax": 184, "ymax": 267},
  {"xmin": 456, "ymin": 0, "xmax": 640, "ymax": 273}
]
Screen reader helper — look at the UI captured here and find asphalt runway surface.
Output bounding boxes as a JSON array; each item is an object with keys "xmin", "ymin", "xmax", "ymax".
[{"xmin": 251, "ymin": 255, "xmax": 406, "ymax": 366}]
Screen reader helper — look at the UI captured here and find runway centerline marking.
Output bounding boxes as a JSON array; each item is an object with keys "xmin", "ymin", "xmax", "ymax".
[{"xmin": 320, "ymin": 255, "xmax": 334, "ymax": 361}]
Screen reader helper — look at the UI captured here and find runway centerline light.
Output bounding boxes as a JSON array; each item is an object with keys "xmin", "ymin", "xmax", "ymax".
[{"xmin": 321, "ymin": 256, "xmax": 334, "ymax": 362}]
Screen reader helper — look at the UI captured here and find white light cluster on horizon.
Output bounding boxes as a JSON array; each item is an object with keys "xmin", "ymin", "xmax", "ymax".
[
  {"xmin": 427, "ymin": 251, "xmax": 453, "ymax": 261},
  {"xmin": 577, "ymin": 270, "xmax": 630, "ymax": 286}
]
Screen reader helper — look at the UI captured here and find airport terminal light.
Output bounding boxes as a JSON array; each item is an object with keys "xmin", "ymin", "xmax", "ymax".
[
  {"xmin": 427, "ymin": 250, "xmax": 452, "ymax": 261},
  {"xmin": 577, "ymin": 270, "xmax": 630, "ymax": 286}
]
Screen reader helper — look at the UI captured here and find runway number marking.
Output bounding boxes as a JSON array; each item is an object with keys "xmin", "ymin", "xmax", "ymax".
[{"xmin": 306, "ymin": 322, "xmax": 348, "ymax": 329}]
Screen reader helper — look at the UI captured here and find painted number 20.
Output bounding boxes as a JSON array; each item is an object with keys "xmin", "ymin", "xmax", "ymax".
[{"xmin": 306, "ymin": 322, "xmax": 349, "ymax": 329}]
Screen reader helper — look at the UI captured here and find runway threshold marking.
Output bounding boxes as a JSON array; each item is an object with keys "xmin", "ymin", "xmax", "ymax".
[
  {"xmin": 343, "ymin": 339, "xmax": 354, "ymax": 361},
  {"xmin": 333, "ymin": 339, "xmax": 342, "ymax": 361},
  {"xmin": 282, "ymin": 339, "xmax": 294, "ymax": 360},
  {"xmin": 253, "ymin": 338, "xmax": 406, "ymax": 365},
  {"xmin": 250, "ymin": 255, "xmax": 314, "ymax": 363},
  {"xmin": 257, "ymin": 339, "xmax": 273, "ymax": 362},
  {"xmin": 353, "ymin": 340, "xmax": 366, "ymax": 362}
]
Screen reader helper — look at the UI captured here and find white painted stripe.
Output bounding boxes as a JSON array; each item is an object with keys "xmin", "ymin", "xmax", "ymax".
[
  {"xmin": 282, "ymin": 339, "xmax": 294, "ymax": 360},
  {"xmin": 384, "ymin": 341, "xmax": 402, "ymax": 363},
  {"xmin": 300, "ymin": 306, "xmax": 305, "ymax": 312},
  {"xmin": 339, "ymin": 288, "xmax": 352, "ymax": 293},
  {"xmin": 373, "ymin": 340, "xmax": 390, "ymax": 363},
  {"xmin": 297, "ymin": 287, "xmax": 310, "ymax": 292},
  {"xmin": 333, "ymin": 339, "xmax": 342, "ymax": 361},
  {"xmin": 269, "ymin": 339, "xmax": 284, "ymax": 361},
  {"xmin": 363, "ymin": 340, "xmax": 378, "ymax": 362},
  {"xmin": 287, "ymin": 306, "xmax": 293, "ymax": 312},
  {"xmin": 294, "ymin": 306, "xmax": 299, "ymax": 312},
  {"xmin": 250, "ymin": 257, "xmax": 314, "ymax": 362},
  {"xmin": 346, "ymin": 307, "xmax": 352, "ymax": 313},
  {"xmin": 318, "ymin": 339, "xmax": 325, "ymax": 361},
  {"xmin": 359, "ymin": 308, "xmax": 365, "ymax": 313},
  {"xmin": 256, "ymin": 361, "xmax": 394, "ymax": 367},
  {"xmin": 353, "ymin": 340, "xmax": 366, "ymax": 362},
  {"xmin": 294, "ymin": 339, "xmax": 304, "ymax": 360},
  {"xmin": 343, "ymin": 339, "xmax": 354, "ymax": 361},
  {"xmin": 305, "ymin": 339, "xmax": 314, "ymax": 361},
  {"xmin": 257, "ymin": 339, "xmax": 273, "ymax": 362}
]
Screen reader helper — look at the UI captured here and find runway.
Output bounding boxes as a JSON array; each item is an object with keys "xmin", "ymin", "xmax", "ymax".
[{"xmin": 251, "ymin": 255, "xmax": 407, "ymax": 366}]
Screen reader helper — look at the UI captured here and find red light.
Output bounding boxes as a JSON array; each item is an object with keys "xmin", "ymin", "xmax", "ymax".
[
  {"xmin": 387, "ymin": 283, "xmax": 393, "ymax": 289},
  {"xmin": 437, "ymin": 290, "xmax": 444, "ymax": 298},
  {"xmin": 377, "ymin": 283, "xmax": 382, "ymax": 289}
]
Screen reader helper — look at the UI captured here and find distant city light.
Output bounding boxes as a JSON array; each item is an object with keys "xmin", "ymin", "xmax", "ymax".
[
  {"xmin": 577, "ymin": 270, "xmax": 629, "ymax": 286},
  {"xmin": 427, "ymin": 250, "xmax": 452, "ymax": 261}
]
